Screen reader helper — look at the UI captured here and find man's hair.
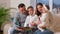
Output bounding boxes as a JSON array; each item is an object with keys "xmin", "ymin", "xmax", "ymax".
[
  {"xmin": 18, "ymin": 3, "xmax": 25, "ymax": 8},
  {"xmin": 27, "ymin": 6, "xmax": 33, "ymax": 10}
]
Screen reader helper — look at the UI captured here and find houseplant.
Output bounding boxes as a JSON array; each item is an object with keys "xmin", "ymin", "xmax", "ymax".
[{"xmin": 0, "ymin": 7, "xmax": 11, "ymax": 30}]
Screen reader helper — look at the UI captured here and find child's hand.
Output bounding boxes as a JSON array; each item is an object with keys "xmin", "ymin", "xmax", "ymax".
[
  {"xmin": 38, "ymin": 20, "xmax": 41, "ymax": 25},
  {"xmin": 30, "ymin": 22, "xmax": 36, "ymax": 26}
]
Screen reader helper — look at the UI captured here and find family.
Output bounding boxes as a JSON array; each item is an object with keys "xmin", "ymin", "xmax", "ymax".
[{"xmin": 8, "ymin": 3, "xmax": 54, "ymax": 34}]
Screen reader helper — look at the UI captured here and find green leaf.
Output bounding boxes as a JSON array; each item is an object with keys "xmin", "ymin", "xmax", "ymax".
[{"xmin": 0, "ymin": 7, "xmax": 11, "ymax": 28}]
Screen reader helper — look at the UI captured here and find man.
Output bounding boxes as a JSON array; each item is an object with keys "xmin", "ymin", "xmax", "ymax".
[{"xmin": 9, "ymin": 3, "xmax": 28, "ymax": 34}]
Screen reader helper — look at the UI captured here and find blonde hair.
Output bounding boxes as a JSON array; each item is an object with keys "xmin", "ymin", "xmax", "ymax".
[{"xmin": 43, "ymin": 5, "xmax": 50, "ymax": 13}]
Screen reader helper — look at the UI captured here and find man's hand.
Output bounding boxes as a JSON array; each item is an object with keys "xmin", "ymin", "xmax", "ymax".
[
  {"xmin": 19, "ymin": 29, "xmax": 24, "ymax": 32},
  {"xmin": 16, "ymin": 27, "xmax": 24, "ymax": 32}
]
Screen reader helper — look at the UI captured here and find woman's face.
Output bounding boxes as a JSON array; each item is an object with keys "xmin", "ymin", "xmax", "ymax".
[
  {"xmin": 28, "ymin": 8, "xmax": 34, "ymax": 15},
  {"xmin": 37, "ymin": 5, "xmax": 43, "ymax": 13}
]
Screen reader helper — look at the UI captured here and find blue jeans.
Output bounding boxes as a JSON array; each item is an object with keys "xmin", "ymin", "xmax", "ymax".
[
  {"xmin": 34, "ymin": 29, "xmax": 54, "ymax": 34},
  {"xmin": 9, "ymin": 28, "xmax": 33, "ymax": 34},
  {"xmin": 10, "ymin": 28, "xmax": 24, "ymax": 34}
]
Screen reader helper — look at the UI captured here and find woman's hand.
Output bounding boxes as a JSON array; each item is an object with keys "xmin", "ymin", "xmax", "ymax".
[{"xmin": 42, "ymin": 7, "xmax": 48, "ymax": 13}]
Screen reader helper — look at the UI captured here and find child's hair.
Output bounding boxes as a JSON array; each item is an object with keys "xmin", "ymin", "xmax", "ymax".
[
  {"xmin": 27, "ymin": 6, "xmax": 34, "ymax": 10},
  {"xmin": 18, "ymin": 3, "xmax": 25, "ymax": 8}
]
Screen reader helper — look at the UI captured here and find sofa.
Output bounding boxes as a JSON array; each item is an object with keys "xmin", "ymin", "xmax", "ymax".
[{"xmin": 3, "ymin": 13, "xmax": 60, "ymax": 34}]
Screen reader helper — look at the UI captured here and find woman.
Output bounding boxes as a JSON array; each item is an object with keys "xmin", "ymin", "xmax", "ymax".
[{"xmin": 34, "ymin": 3, "xmax": 54, "ymax": 34}]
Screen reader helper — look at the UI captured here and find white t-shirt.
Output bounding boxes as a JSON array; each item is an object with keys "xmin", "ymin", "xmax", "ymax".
[
  {"xmin": 38, "ymin": 13, "xmax": 48, "ymax": 29},
  {"xmin": 24, "ymin": 15, "xmax": 39, "ymax": 28}
]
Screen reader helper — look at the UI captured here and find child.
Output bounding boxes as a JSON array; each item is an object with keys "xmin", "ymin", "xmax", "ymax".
[
  {"xmin": 24, "ymin": 6, "xmax": 39, "ymax": 34},
  {"xmin": 24, "ymin": 6, "xmax": 39, "ymax": 28}
]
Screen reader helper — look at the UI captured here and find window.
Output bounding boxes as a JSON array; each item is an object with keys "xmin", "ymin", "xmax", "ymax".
[
  {"xmin": 36, "ymin": 0, "xmax": 49, "ymax": 5},
  {"xmin": 53, "ymin": 0, "xmax": 60, "ymax": 14}
]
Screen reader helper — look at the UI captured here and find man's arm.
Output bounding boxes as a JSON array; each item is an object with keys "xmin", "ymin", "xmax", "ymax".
[
  {"xmin": 12, "ymin": 14, "xmax": 18, "ymax": 29},
  {"xmin": 24, "ymin": 17, "xmax": 29, "ymax": 27},
  {"xmin": 13, "ymin": 13, "xmax": 24, "ymax": 31}
]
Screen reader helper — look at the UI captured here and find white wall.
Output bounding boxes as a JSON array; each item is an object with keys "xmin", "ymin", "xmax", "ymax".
[
  {"xmin": 30, "ymin": 0, "xmax": 36, "ymax": 9},
  {"xmin": 0, "ymin": 0, "xmax": 37, "ymax": 17},
  {"xmin": 0, "ymin": 0, "xmax": 10, "ymax": 8},
  {"xmin": 10, "ymin": 0, "xmax": 31, "ymax": 17},
  {"xmin": 10, "ymin": 0, "xmax": 30, "ymax": 9},
  {"xmin": 49, "ymin": 0, "xmax": 53, "ymax": 12}
]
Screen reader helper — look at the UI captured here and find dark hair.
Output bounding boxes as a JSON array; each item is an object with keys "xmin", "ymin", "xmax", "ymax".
[
  {"xmin": 27, "ymin": 6, "xmax": 33, "ymax": 10},
  {"xmin": 36, "ymin": 3, "xmax": 43, "ymax": 7},
  {"xmin": 42, "ymin": 27, "xmax": 46, "ymax": 29},
  {"xmin": 18, "ymin": 3, "xmax": 25, "ymax": 8},
  {"xmin": 45, "ymin": 5, "xmax": 50, "ymax": 10},
  {"xmin": 36, "ymin": 3, "xmax": 43, "ymax": 16}
]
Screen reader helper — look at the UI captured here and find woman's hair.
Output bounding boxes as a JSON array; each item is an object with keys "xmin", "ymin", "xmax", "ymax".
[
  {"xmin": 42, "ymin": 27, "xmax": 46, "ymax": 29},
  {"xmin": 36, "ymin": 3, "xmax": 43, "ymax": 7},
  {"xmin": 36, "ymin": 3, "xmax": 43, "ymax": 16}
]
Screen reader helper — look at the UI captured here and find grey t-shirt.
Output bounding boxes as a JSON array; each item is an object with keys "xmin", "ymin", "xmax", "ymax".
[{"xmin": 12, "ymin": 11, "xmax": 27, "ymax": 29}]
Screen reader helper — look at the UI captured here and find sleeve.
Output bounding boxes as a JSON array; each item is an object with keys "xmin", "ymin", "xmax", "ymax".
[
  {"xmin": 12, "ymin": 13, "xmax": 19, "ymax": 28},
  {"xmin": 41, "ymin": 13, "xmax": 48, "ymax": 22},
  {"xmin": 24, "ymin": 16, "xmax": 29, "ymax": 27},
  {"xmin": 40, "ymin": 13, "xmax": 48, "ymax": 26},
  {"xmin": 33, "ymin": 15, "xmax": 39, "ymax": 24}
]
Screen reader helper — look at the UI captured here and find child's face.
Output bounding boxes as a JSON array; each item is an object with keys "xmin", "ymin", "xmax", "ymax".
[{"xmin": 28, "ymin": 8, "xmax": 34, "ymax": 15}]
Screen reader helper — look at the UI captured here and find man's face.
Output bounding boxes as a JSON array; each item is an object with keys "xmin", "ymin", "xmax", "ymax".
[
  {"xmin": 37, "ymin": 5, "xmax": 43, "ymax": 13},
  {"xmin": 28, "ymin": 8, "xmax": 34, "ymax": 15},
  {"xmin": 19, "ymin": 6, "xmax": 26, "ymax": 13}
]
